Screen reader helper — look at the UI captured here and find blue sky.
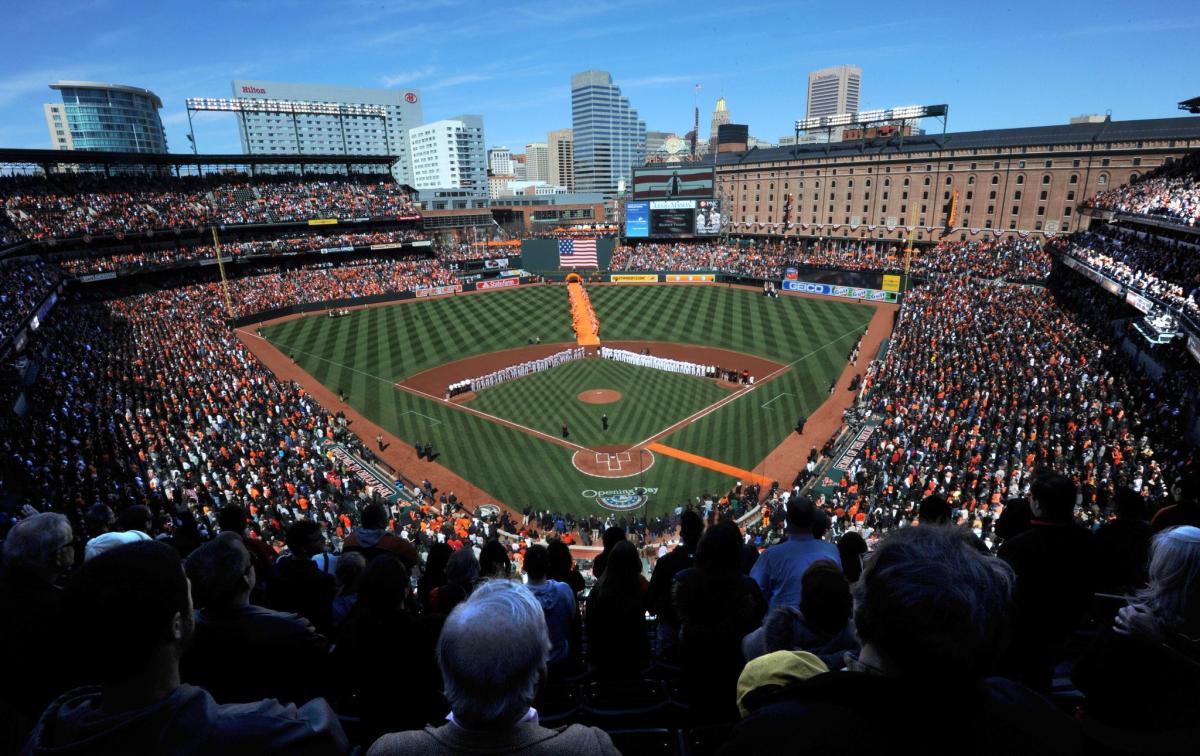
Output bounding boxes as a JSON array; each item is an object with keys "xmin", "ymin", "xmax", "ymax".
[{"xmin": 1, "ymin": 0, "xmax": 1196, "ymax": 155}]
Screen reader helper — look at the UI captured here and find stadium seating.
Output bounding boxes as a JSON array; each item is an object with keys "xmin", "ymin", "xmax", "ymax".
[{"xmin": 1085, "ymin": 152, "xmax": 1200, "ymax": 227}]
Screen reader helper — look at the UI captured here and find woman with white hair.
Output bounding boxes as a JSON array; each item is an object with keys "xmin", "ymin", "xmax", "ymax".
[
  {"xmin": 1072, "ymin": 525, "xmax": 1200, "ymax": 741},
  {"xmin": 367, "ymin": 579, "xmax": 618, "ymax": 755}
]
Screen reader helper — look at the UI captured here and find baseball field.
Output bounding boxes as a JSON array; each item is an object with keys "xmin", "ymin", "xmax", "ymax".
[{"xmin": 255, "ymin": 284, "xmax": 874, "ymax": 518}]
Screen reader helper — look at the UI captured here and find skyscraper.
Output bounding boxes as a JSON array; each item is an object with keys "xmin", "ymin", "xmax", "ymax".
[
  {"xmin": 548, "ymin": 128, "xmax": 575, "ymax": 193},
  {"xmin": 407, "ymin": 115, "xmax": 486, "ymax": 194},
  {"xmin": 570, "ymin": 71, "xmax": 645, "ymax": 196},
  {"xmin": 805, "ymin": 65, "xmax": 861, "ymax": 140},
  {"xmin": 709, "ymin": 97, "xmax": 730, "ymax": 153},
  {"xmin": 525, "ymin": 142, "xmax": 549, "ymax": 183},
  {"xmin": 231, "ymin": 80, "xmax": 422, "ymax": 183},
  {"xmin": 488, "ymin": 146, "xmax": 514, "ymax": 176},
  {"xmin": 44, "ymin": 81, "xmax": 167, "ymax": 153}
]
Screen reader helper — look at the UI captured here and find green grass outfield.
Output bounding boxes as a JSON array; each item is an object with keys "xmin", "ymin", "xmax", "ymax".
[
  {"xmin": 469, "ymin": 358, "xmax": 728, "ymax": 448},
  {"xmin": 258, "ymin": 284, "xmax": 873, "ymax": 517}
]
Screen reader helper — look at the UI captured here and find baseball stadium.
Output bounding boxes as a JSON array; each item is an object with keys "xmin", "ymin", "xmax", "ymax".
[{"xmin": 2, "ymin": 101, "xmax": 1200, "ymax": 753}]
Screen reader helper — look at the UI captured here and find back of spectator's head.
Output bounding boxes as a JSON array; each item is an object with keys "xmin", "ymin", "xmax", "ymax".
[
  {"xmin": 3, "ymin": 512, "xmax": 73, "ymax": 582},
  {"xmin": 424, "ymin": 542, "xmax": 453, "ymax": 578},
  {"xmin": 184, "ymin": 532, "xmax": 251, "ymax": 610},
  {"xmin": 285, "ymin": 519, "xmax": 324, "ymax": 558},
  {"xmin": 918, "ymin": 495, "xmax": 952, "ymax": 525},
  {"xmin": 523, "ymin": 544, "xmax": 549, "ymax": 581},
  {"xmin": 446, "ymin": 546, "xmax": 480, "ymax": 587},
  {"xmin": 680, "ymin": 510, "xmax": 704, "ymax": 550},
  {"xmin": 786, "ymin": 497, "xmax": 817, "ymax": 533},
  {"xmin": 1172, "ymin": 469, "xmax": 1199, "ymax": 505},
  {"xmin": 546, "ymin": 539, "xmax": 573, "ymax": 575},
  {"xmin": 811, "ymin": 508, "xmax": 831, "ymax": 539},
  {"xmin": 837, "ymin": 531, "xmax": 868, "ymax": 583},
  {"xmin": 64, "ymin": 541, "xmax": 192, "ymax": 686},
  {"xmin": 994, "ymin": 497, "xmax": 1033, "ymax": 540},
  {"xmin": 479, "ymin": 539, "xmax": 511, "ymax": 578},
  {"xmin": 853, "ymin": 525, "xmax": 1013, "ymax": 681},
  {"xmin": 696, "ymin": 520, "xmax": 743, "ymax": 575},
  {"xmin": 602, "ymin": 526, "xmax": 626, "ymax": 551},
  {"xmin": 1114, "ymin": 487, "xmax": 1145, "ymax": 520},
  {"xmin": 336, "ymin": 551, "xmax": 367, "ymax": 592},
  {"xmin": 217, "ymin": 504, "xmax": 248, "ymax": 534},
  {"xmin": 1030, "ymin": 470, "xmax": 1076, "ymax": 522},
  {"xmin": 360, "ymin": 502, "xmax": 388, "ymax": 530},
  {"xmin": 800, "ymin": 560, "xmax": 852, "ymax": 635},
  {"xmin": 116, "ymin": 504, "xmax": 153, "ymax": 535},
  {"xmin": 1142, "ymin": 525, "xmax": 1200, "ymax": 632},
  {"xmin": 437, "ymin": 579, "xmax": 549, "ymax": 729},
  {"xmin": 84, "ymin": 503, "xmax": 115, "ymax": 537},
  {"xmin": 359, "ymin": 554, "xmax": 411, "ymax": 615}
]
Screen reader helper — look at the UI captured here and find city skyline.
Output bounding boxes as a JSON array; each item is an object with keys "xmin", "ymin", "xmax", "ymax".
[{"xmin": 1, "ymin": 0, "xmax": 1196, "ymax": 159}]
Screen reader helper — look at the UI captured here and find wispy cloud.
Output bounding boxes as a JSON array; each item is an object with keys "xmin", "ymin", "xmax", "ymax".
[
  {"xmin": 621, "ymin": 75, "xmax": 703, "ymax": 89},
  {"xmin": 380, "ymin": 66, "xmax": 436, "ymax": 87},
  {"xmin": 426, "ymin": 73, "xmax": 495, "ymax": 91}
]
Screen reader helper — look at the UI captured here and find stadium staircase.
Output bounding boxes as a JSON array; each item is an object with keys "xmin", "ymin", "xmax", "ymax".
[{"xmin": 567, "ymin": 280, "xmax": 601, "ymax": 346}]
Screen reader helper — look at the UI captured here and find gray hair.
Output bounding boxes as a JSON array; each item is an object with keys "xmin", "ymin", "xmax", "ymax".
[
  {"xmin": 437, "ymin": 579, "xmax": 550, "ymax": 729},
  {"xmin": 1138, "ymin": 525, "xmax": 1200, "ymax": 633},
  {"xmin": 3, "ymin": 512, "xmax": 72, "ymax": 572}
]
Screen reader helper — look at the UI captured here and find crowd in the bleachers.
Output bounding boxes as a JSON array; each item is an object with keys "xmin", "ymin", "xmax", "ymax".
[
  {"xmin": 0, "ymin": 258, "xmax": 61, "ymax": 341},
  {"xmin": 1084, "ymin": 152, "xmax": 1200, "ymax": 227},
  {"xmin": 1059, "ymin": 227, "xmax": 1200, "ymax": 320},
  {"xmin": 54, "ymin": 229, "xmax": 426, "ymax": 277},
  {"xmin": 1, "ymin": 173, "xmax": 418, "ymax": 243},
  {"xmin": 610, "ymin": 237, "xmax": 1052, "ymax": 282}
]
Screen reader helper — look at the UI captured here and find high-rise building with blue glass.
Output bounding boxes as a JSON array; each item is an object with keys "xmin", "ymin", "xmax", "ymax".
[
  {"xmin": 570, "ymin": 71, "xmax": 645, "ymax": 197},
  {"xmin": 44, "ymin": 81, "xmax": 168, "ymax": 153}
]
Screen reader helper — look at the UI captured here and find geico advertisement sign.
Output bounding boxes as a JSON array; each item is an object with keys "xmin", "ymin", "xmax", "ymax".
[{"xmin": 781, "ymin": 280, "xmax": 830, "ymax": 294}]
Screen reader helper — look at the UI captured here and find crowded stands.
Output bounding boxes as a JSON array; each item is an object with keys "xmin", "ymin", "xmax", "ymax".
[
  {"xmin": 0, "ymin": 258, "xmax": 60, "ymax": 341},
  {"xmin": 1085, "ymin": 152, "xmax": 1200, "ymax": 227},
  {"xmin": 1059, "ymin": 227, "xmax": 1200, "ymax": 320}
]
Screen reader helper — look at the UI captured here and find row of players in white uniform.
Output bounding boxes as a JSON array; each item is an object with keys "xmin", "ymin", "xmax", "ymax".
[
  {"xmin": 446, "ymin": 347, "xmax": 586, "ymax": 398},
  {"xmin": 599, "ymin": 346, "xmax": 732, "ymax": 380}
]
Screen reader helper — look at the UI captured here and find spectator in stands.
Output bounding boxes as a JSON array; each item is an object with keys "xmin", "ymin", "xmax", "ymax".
[
  {"xmin": 343, "ymin": 503, "xmax": 418, "ymax": 569},
  {"xmin": 331, "ymin": 551, "xmax": 365, "ymax": 628},
  {"xmin": 83, "ymin": 504, "xmax": 150, "ymax": 561},
  {"xmin": 998, "ymin": 470, "xmax": 1098, "ymax": 691},
  {"xmin": 750, "ymin": 497, "xmax": 841, "ymax": 610},
  {"xmin": 431, "ymin": 546, "xmax": 480, "ymax": 616},
  {"xmin": 1152, "ymin": 470, "xmax": 1200, "ymax": 531},
  {"xmin": 333, "ymin": 554, "xmax": 442, "ymax": 744},
  {"xmin": 478, "ymin": 539, "xmax": 512, "ymax": 579},
  {"xmin": 181, "ymin": 533, "xmax": 329, "ymax": 706},
  {"xmin": 24, "ymin": 541, "xmax": 346, "ymax": 755},
  {"xmin": 217, "ymin": 504, "xmax": 277, "ymax": 605},
  {"xmin": 366, "ymin": 580, "xmax": 618, "ymax": 756},
  {"xmin": 545, "ymin": 538, "xmax": 586, "ymax": 595},
  {"xmin": 585, "ymin": 540, "xmax": 649, "ymax": 680},
  {"xmin": 522, "ymin": 544, "xmax": 577, "ymax": 677},
  {"xmin": 917, "ymin": 494, "xmax": 952, "ymax": 525},
  {"xmin": 649, "ymin": 509, "xmax": 703, "ymax": 660},
  {"xmin": 268, "ymin": 520, "xmax": 337, "ymax": 635},
  {"xmin": 741, "ymin": 559, "xmax": 858, "ymax": 670},
  {"xmin": 675, "ymin": 520, "xmax": 767, "ymax": 721},
  {"xmin": 721, "ymin": 526, "xmax": 1081, "ymax": 756},
  {"xmin": 591, "ymin": 526, "xmax": 626, "ymax": 578},
  {"xmin": 0, "ymin": 513, "xmax": 74, "ymax": 745},
  {"xmin": 1072, "ymin": 526, "xmax": 1200, "ymax": 743},
  {"xmin": 417, "ymin": 543, "xmax": 452, "ymax": 614},
  {"xmin": 835, "ymin": 531, "xmax": 867, "ymax": 583},
  {"xmin": 1093, "ymin": 487, "xmax": 1153, "ymax": 596}
]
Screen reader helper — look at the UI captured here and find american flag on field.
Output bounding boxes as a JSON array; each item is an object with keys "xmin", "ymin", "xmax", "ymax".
[{"xmin": 558, "ymin": 238, "xmax": 599, "ymax": 269}]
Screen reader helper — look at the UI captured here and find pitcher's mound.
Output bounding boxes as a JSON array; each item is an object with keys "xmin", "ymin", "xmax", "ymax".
[{"xmin": 578, "ymin": 389, "xmax": 621, "ymax": 404}]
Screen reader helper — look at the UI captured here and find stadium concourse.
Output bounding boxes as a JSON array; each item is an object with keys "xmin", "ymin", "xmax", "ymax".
[{"xmin": 0, "ymin": 163, "xmax": 1198, "ymax": 755}]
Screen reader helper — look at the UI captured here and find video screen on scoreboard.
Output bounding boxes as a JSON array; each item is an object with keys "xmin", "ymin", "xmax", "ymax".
[
  {"xmin": 632, "ymin": 165, "xmax": 714, "ymax": 199},
  {"xmin": 644, "ymin": 199, "xmax": 720, "ymax": 237},
  {"xmin": 625, "ymin": 201, "xmax": 649, "ymax": 238}
]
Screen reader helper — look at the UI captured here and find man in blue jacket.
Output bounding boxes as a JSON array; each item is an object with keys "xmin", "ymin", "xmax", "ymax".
[{"xmin": 750, "ymin": 497, "xmax": 842, "ymax": 610}]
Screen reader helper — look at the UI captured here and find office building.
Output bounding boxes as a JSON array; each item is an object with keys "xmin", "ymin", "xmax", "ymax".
[
  {"xmin": 805, "ymin": 65, "xmax": 861, "ymax": 141},
  {"xmin": 230, "ymin": 80, "xmax": 422, "ymax": 183},
  {"xmin": 512, "ymin": 153, "xmax": 527, "ymax": 180},
  {"xmin": 525, "ymin": 142, "xmax": 549, "ymax": 182},
  {"xmin": 488, "ymin": 146, "xmax": 514, "ymax": 176},
  {"xmin": 44, "ymin": 81, "xmax": 167, "ymax": 153},
  {"xmin": 409, "ymin": 114, "xmax": 487, "ymax": 194},
  {"xmin": 548, "ymin": 128, "xmax": 575, "ymax": 192},
  {"xmin": 570, "ymin": 70, "xmax": 646, "ymax": 196},
  {"xmin": 709, "ymin": 97, "xmax": 730, "ymax": 152}
]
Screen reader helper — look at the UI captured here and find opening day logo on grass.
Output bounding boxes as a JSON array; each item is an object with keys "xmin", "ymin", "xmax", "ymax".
[{"xmin": 583, "ymin": 487, "xmax": 659, "ymax": 511}]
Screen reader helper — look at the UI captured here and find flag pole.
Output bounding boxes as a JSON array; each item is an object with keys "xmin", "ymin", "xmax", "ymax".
[{"xmin": 212, "ymin": 226, "xmax": 235, "ymax": 319}]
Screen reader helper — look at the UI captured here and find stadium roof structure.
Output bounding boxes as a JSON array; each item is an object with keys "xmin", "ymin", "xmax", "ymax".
[
  {"xmin": 0, "ymin": 148, "xmax": 398, "ymax": 171},
  {"xmin": 715, "ymin": 116, "xmax": 1200, "ymax": 167},
  {"xmin": 1180, "ymin": 96, "xmax": 1200, "ymax": 114}
]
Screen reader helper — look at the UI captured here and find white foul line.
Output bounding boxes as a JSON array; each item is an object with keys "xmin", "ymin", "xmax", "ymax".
[{"xmin": 760, "ymin": 392, "xmax": 793, "ymax": 408}]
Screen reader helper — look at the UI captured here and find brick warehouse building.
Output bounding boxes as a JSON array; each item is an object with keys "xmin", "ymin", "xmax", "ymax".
[{"xmin": 709, "ymin": 116, "xmax": 1200, "ymax": 243}]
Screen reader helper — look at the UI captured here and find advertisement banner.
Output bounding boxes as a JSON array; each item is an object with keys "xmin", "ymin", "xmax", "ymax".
[
  {"xmin": 625, "ymin": 201, "xmax": 649, "ymax": 238},
  {"xmin": 484, "ymin": 258, "xmax": 510, "ymax": 269},
  {"xmin": 370, "ymin": 242, "xmax": 406, "ymax": 250},
  {"xmin": 322, "ymin": 442, "xmax": 414, "ymax": 506},
  {"xmin": 78, "ymin": 272, "xmax": 118, "ymax": 283},
  {"xmin": 610, "ymin": 274, "xmax": 659, "ymax": 283},
  {"xmin": 882, "ymin": 274, "xmax": 901, "ymax": 292},
  {"xmin": 307, "ymin": 218, "xmax": 338, "ymax": 226},
  {"xmin": 782, "ymin": 280, "xmax": 898, "ymax": 303},
  {"xmin": 665, "ymin": 273, "xmax": 715, "ymax": 282},
  {"xmin": 1125, "ymin": 290, "xmax": 1154, "ymax": 314},
  {"xmin": 784, "ymin": 267, "xmax": 799, "ymax": 281},
  {"xmin": 415, "ymin": 284, "xmax": 463, "ymax": 298},
  {"xmin": 476, "ymin": 278, "xmax": 519, "ymax": 290}
]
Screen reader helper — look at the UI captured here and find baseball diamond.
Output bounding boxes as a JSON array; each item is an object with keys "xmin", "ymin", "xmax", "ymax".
[{"xmin": 257, "ymin": 282, "xmax": 875, "ymax": 518}]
